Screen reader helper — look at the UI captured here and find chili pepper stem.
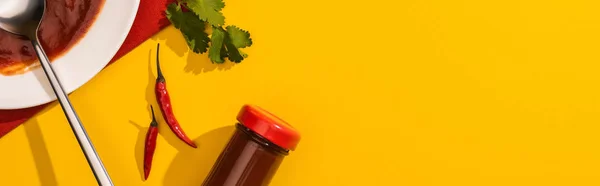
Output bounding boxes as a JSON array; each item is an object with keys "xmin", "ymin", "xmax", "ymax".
[
  {"xmin": 156, "ymin": 43, "xmax": 165, "ymax": 83},
  {"xmin": 150, "ymin": 105, "xmax": 158, "ymax": 127}
]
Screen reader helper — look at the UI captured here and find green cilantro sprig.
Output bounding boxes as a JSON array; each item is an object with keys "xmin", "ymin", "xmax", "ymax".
[{"xmin": 166, "ymin": 0, "xmax": 253, "ymax": 63}]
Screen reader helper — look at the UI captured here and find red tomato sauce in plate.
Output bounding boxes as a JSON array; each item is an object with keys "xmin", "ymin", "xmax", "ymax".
[{"xmin": 0, "ymin": 0, "xmax": 104, "ymax": 76}]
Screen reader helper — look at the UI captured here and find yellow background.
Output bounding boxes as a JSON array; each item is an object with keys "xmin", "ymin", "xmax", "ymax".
[{"xmin": 2, "ymin": 0, "xmax": 600, "ymax": 185}]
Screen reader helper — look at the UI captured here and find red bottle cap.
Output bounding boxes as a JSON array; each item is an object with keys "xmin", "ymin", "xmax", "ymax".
[{"xmin": 237, "ymin": 105, "xmax": 301, "ymax": 151}]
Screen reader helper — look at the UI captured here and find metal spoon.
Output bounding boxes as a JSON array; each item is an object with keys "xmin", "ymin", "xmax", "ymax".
[{"xmin": 0, "ymin": 0, "xmax": 113, "ymax": 185}]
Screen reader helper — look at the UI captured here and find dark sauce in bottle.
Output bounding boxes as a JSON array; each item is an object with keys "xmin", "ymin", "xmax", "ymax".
[{"xmin": 203, "ymin": 105, "xmax": 301, "ymax": 186}]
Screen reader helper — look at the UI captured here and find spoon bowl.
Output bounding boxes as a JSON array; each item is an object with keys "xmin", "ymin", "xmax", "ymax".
[{"xmin": 0, "ymin": 0, "xmax": 44, "ymax": 38}]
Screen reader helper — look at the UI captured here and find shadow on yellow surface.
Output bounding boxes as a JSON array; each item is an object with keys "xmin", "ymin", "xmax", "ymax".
[
  {"xmin": 24, "ymin": 119, "xmax": 58, "ymax": 186},
  {"xmin": 185, "ymin": 50, "xmax": 236, "ymax": 75},
  {"xmin": 128, "ymin": 120, "xmax": 147, "ymax": 181},
  {"xmin": 155, "ymin": 29, "xmax": 236, "ymax": 75},
  {"xmin": 163, "ymin": 126, "xmax": 234, "ymax": 185},
  {"xmin": 146, "ymin": 49, "xmax": 158, "ymax": 115}
]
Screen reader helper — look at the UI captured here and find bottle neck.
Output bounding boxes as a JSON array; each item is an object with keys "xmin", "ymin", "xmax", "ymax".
[{"xmin": 236, "ymin": 123, "xmax": 290, "ymax": 155}]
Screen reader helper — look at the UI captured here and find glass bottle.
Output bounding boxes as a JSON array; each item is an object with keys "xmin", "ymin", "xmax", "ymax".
[{"xmin": 203, "ymin": 105, "xmax": 301, "ymax": 186}]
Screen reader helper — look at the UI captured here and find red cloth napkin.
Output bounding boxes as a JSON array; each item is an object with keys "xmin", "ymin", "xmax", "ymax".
[{"xmin": 0, "ymin": 0, "xmax": 175, "ymax": 138}]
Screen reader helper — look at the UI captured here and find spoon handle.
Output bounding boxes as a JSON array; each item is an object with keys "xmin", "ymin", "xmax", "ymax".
[{"xmin": 32, "ymin": 39, "xmax": 114, "ymax": 186}]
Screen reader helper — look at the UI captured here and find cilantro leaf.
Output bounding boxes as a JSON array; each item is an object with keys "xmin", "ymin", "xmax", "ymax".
[
  {"xmin": 166, "ymin": 1, "xmax": 253, "ymax": 63},
  {"xmin": 223, "ymin": 32, "xmax": 244, "ymax": 63},
  {"xmin": 220, "ymin": 44, "xmax": 228, "ymax": 59},
  {"xmin": 166, "ymin": 3, "xmax": 210, "ymax": 53},
  {"xmin": 182, "ymin": 0, "xmax": 226, "ymax": 26},
  {"xmin": 208, "ymin": 26, "xmax": 252, "ymax": 63},
  {"xmin": 208, "ymin": 26, "xmax": 226, "ymax": 63},
  {"xmin": 223, "ymin": 26, "xmax": 252, "ymax": 63},
  {"xmin": 226, "ymin": 26, "xmax": 252, "ymax": 48}
]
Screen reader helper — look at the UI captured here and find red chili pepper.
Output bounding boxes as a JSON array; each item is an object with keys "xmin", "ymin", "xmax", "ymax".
[
  {"xmin": 144, "ymin": 105, "xmax": 159, "ymax": 180},
  {"xmin": 155, "ymin": 43, "xmax": 197, "ymax": 148}
]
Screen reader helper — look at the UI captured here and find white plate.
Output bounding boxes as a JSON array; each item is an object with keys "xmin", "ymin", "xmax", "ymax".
[{"xmin": 0, "ymin": 0, "xmax": 140, "ymax": 109}]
